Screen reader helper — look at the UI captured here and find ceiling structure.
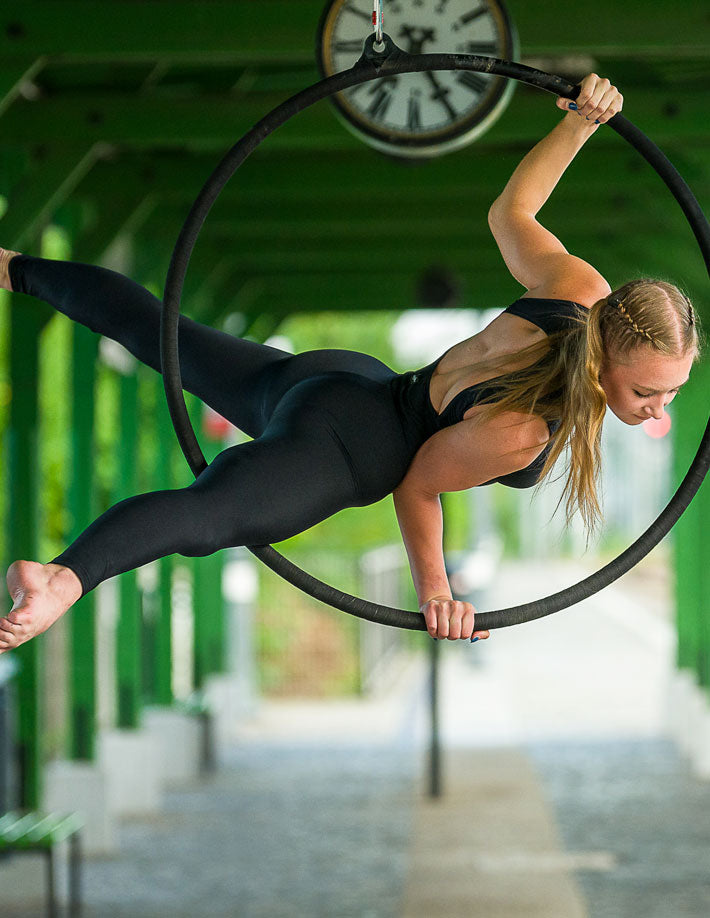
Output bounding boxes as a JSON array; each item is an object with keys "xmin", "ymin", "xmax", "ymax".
[{"xmin": 1, "ymin": 0, "xmax": 709, "ymax": 328}]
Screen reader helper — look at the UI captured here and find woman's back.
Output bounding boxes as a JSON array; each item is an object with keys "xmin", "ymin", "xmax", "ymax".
[
  {"xmin": 430, "ymin": 307, "xmax": 558, "ymax": 416},
  {"xmin": 427, "ymin": 297, "xmax": 586, "ymax": 422}
]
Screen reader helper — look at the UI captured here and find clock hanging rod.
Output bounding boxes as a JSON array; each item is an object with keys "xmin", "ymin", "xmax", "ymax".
[{"xmin": 373, "ymin": 0, "xmax": 385, "ymax": 50}]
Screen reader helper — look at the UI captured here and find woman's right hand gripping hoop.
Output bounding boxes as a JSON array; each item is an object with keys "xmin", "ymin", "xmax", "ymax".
[{"xmin": 420, "ymin": 596, "xmax": 491, "ymax": 642}]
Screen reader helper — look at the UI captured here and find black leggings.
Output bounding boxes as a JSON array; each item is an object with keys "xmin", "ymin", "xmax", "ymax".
[{"xmin": 10, "ymin": 256, "xmax": 420, "ymax": 595}]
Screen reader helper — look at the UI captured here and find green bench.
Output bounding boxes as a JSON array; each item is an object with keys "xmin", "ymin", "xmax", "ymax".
[{"xmin": 0, "ymin": 811, "xmax": 82, "ymax": 917}]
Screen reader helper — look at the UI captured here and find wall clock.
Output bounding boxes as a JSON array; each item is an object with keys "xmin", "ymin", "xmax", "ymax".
[{"xmin": 316, "ymin": 0, "xmax": 518, "ymax": 158}]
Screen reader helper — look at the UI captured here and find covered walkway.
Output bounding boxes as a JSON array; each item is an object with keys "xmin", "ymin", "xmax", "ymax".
[{"xmin": 3, "ymin": 559, "xmax": 710, "ymax": 917}]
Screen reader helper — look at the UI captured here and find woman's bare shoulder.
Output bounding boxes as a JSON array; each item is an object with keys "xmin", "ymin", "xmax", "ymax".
[{"xmin": 522, "ymin": 268, "xmax": 612, "ymax": 310}]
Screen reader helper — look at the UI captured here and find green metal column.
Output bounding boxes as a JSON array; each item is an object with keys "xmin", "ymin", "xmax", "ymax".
[
  {"xmin": 116, "ymin": 370, "xmax": 142, "ymax": 728},
  {"xmin": 193, "ymin": 550, "xmax": 226, "ymax": 690},
  {"xmin": 69, "ymin": 324, "xmax": 98, "ymax": 759},
  {"xmin": 697, "ymin": 461, "xmax": 710, "ymax": 691},
  {"xmin": 154, "ymin": 376, "xmax": 175, "ymax": 706},
  {"xmin": 6, "ymin": 301, "xmax": 50, "ymax": 808},
  {"xmin": 190, "ymin": 397, "xmax": 226, "ymax": 692},
  {"xmin": 154, "ymin": 558, "xmax": 174, "ymax": 704},
  {"xmin": 672, "ymin": 359, "xmax": 707, "ymax": 684},
  {"xmin": 689, "ymin": 357, "xmax": 710, "ymax": 690}
]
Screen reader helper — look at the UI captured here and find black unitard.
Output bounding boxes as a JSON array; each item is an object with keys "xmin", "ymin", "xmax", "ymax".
[{"xmin": 9, "ymin": 256, "xmax": 583, "ymax": 596}]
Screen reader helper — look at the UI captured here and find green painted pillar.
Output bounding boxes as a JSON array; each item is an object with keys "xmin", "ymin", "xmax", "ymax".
[
  {"xmin": 154, "ymin": 557, "xmax": 174, "ymax": 704},
  {"xmin": 6, "ymin": 302, "xmax": 49, "ymax": 808},
  {"xmin": 193, "ymin": 551, "xmax": 226, "ymax": 690},
  {"xmin": 697, "ymin": 470, "xmax": 710, "ymax": 691},
  {"xmin": 691, "ymin": 359, "xmax": 710, "ymax": 690},
  {"xmin": 672, "ymin": 358, "xmax": 707, "ymax": 683},
  {"xmin": 190, "ymin": 398, "xmax": 227, "ymax": 691},
  {"xmin": 68, "ymin": 324, "xmax": 98, "ymax": 759},
  {"xmin": 154, "ymin": 377, "xmax": 175, "ymax": 706},
  {"xmin": 116, "ymin": 370, "xmax": 142, "ymax": 728}
]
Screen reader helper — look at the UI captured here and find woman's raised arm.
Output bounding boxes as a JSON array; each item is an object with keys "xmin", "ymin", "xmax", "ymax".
[{"xmin": 487, "ymin": 73, "xmax": 622, "ymax": 304}]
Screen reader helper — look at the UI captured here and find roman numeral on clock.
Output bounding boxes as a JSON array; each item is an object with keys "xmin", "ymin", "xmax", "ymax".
[
  {"xmin": 457, "ymin": 71, "xmax": 488, "ymax": 95},
  {"xmin": 334, "ymin": 39, "xmax": 365, "ymax": 54},
  {"xmin": 459, "ymin": 5, "xmax": 489, "ymax": 27},
  {"xmin": 408, "ymin": 95, "xmax": 423, "ymax": 131},
  {"xmin": 367, "ymin": 87, "xmax": 394, "ymax": 121},
  {"xmin": 462, "ymin": 41, "xmax": 499, "ymax": 55}
]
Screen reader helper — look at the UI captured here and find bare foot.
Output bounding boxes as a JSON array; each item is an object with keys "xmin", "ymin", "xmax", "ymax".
[
  {"xmin": 0, "ymin": 247, "xmax": 20, "ymax": 291},
  {"xmin": 1, "ymin": 561, "xmax": 83, "ymax": 653}
]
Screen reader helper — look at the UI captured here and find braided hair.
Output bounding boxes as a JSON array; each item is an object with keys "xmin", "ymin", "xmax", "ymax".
[
  {"xmin": 611, "ymin": 297, "xmax": 657, "ymax": 345},
  {"xmin": 602, "ymin": 280, "xmax": 698, "ymax": 358}
]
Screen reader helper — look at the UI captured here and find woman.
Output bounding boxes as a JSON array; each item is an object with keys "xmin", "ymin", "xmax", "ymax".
[{"xmin": 0, "ymin": 74, "xmax": 700, "ymax": 650}]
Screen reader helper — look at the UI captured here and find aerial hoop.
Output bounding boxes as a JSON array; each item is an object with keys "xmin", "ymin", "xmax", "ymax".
[{"xmin": 161, "ymin": 33, "xmax": 710, "ymax": 631}]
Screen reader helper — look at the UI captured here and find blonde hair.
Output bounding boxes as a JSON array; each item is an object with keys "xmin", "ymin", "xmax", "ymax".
[{"xmin": 475, "ymin": 279, "xmax": 701, "ymax": 535}]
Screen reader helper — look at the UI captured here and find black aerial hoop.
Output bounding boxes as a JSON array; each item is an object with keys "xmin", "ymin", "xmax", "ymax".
[{"xmin": 161, "ymin": 33, "xmax": 710, "ymax": 632}]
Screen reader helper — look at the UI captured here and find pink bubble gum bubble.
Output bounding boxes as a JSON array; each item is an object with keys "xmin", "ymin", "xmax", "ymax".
[{"xmin": 642, "ymin": 414, "xmax": 672, "ymax": 439}]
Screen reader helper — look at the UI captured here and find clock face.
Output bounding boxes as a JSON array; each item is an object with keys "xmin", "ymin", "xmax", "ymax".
[{"xmin": 317, "ymin": 0, "xmax": 518, "ymax": 158}]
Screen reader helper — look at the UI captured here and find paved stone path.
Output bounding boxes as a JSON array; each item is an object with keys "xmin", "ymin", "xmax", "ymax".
[
  {"xmin": 3, "ymin": 559, "xmax": 710, "ymax": 917},
  {"xmin": 529, "ymin": 738, "xmax": 710, "ymax": 918},
  {"xmin": 82, "ymin": 742, "xmax": 417, "ymax": 918}
]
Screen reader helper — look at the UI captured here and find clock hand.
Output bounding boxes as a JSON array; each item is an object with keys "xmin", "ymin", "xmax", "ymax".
[
  {"xmin": 423, "ymin": 71, "xmax": 457, "ymax": 121},
  {"xmin": 407, "ymin": 90, "xmax": 423, "ymax": 132},
  {"xmin": 452, "ymin": 5, "xmax": 489, "ymax": 32},
  {"xmin": 398, "ymin": 25, "xmax": 437, "ymax": 55},
  {"xmin": 364, "ymin": 76, "xmax": 399, "ymax": 121}
]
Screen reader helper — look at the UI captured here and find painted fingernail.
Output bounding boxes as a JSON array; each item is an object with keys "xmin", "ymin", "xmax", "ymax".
[
  {"xmin": 568, "ymin": 102, "xmax": 578, "ymax": 110},
  {"xmin": 470, "ymin": 636, "xmax": 480, "ymax": 643}
]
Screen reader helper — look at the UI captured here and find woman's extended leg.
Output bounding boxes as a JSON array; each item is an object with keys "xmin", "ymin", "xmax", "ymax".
[
  {"xmin": 1, "ymin": 413, "xmax": 363, "ymax": 653},
  {"xmin": 1, "ymin": 253, "xmax": 410, "ymax": 654},
  {"xmin": 5, "ymin": 251, "xmax": 398, "ymax": 435},
  {"xmin": 6, "ymin": 252, "xmax": 291, "ymax": 438}
]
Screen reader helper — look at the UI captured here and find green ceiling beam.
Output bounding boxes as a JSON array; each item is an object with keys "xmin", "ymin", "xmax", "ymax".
[
  {"xmin": 179, "ymin": 247, "xmax": 502, "ymax": 274},
  {"xmin": 133, "ymin": 204, "xmax": 692, "ymax": 250},
  {"xmin": 66, "ymin": 148, "xmax": 702, "ymax": 239},
  {"xmin": 205, "ymin": 271, "xmax": 529, "ymax": 317},
  {"xmin": 2, "ymin": 85, "xmax": 706, "ymax": 150},
  {"xmin": 0, "ymin": 148, "xmax": 32, "ymax": 193},
  {"xmin": 171, "ymin": 247, "xmax": 238, "ymax": 308},
  {"xmin": 70, "ymin": 145, "xmax": 674, "ymax": 206},
  {"xmin": 2, "ymin": 1, "xmax": 314, "ymax": 64},
  {"xmin": 58, "ymin": 150, "xmax": 703, "ymax": 300},
  {"xmin": 65, "ymin": 187, "xmax": 701, "ymax": 296},
  {"xmin": 126, "ymin": 221, "xmax": 702, "ymax": 320},
  {"xmin": 101, "ymin": 195, "xmax": 688, "ymax": 245},
  {"xmin": 0, "ymin": 144, "xmax": 98, "ymax": 249},
  {"xmin": 4, "ymin": 1, "xmax": 710, "ymax": 63},
  {"xmin": 130, "ymin": 232, "xmax": 240, "ymax": 312},
  {"xmin": 70, "ymin": 194, "xmax": 155, "ymax": 264},
  {"xmin": 178, "ymin": 246, "xmax": 690, "ymax": 308},
  {"xmin": 122, "ymin": 227, "xmax": 702, "ymax": 325},
  {"xmin": 174, "ymin": 191, "xmax": 691, "ymax": 235},
  {"xmin": 0, "ymin": 59, "xmax": 45, "ymax": 117},
  {"xmin": 244, "ymin": 270, "xmax": 504, "ymax": 314},
  {"xmin": 217, "ymin": 260, "xmax": 708, "ymax": 323}
]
